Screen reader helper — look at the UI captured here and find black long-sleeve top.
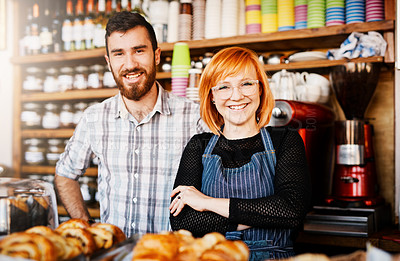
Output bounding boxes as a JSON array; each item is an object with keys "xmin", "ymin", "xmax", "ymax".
[{"xmin": 170, "ymin": 126, "xmax": 312, "ymax": 238}]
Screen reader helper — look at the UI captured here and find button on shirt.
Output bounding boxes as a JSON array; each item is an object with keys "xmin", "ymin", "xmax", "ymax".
[{"xmin": 56, "ymin": 84, "xmax": 208, "ymax": 237}]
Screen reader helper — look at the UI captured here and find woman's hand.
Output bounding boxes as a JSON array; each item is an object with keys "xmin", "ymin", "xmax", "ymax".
[{"xmin": 170, "ymin": 185, "xmax": 211, "ymax": 216}]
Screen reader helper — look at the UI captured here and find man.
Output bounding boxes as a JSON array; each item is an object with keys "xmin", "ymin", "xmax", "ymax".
[{"xmin": 55, "ymin": 11, "xmax": 207, "ymax": 237}]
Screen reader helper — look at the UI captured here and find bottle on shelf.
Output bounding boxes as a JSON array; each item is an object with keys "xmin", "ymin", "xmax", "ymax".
[
  {"xmin": 105, "ymin": 0, "xmax": 113, "ymax": 20},
  {"xmin": 84, "ymin": 0, "xmax": 96, "ymax": 49},
  {"xmin": 131, "ymin": 0, "xmax": 148, "ymax": 18},
  {"xmin": 30, "ymin": 0, "xmax": 41, "ymax": 55},
  {"xmin": 115, "ymin": 0, "xmax": 122, "ymax": 12},
  {"xmin": 20, "ymin": 1, "xmax": 33, "ymax": 56},
  {"xmin": 94, "ymin": 0, "xmax": 106, "ymax": 48},
  {"xmin": 121, "ymin": 0, "xmax": 131, "ymax": 11},
  {"xmin": 52, "ymin": 0, "xmax": 63, "ymax": 53},
  {"xmin": 62, "ymin": 0, "xmax": 75, "ymax": 52},
  {"xmin": 39, "ymin": 0, "xmax": 53, "ymax": 54},
  {"xmin": 73, "ymin": 0, "xmax": 86, "ymax": 50}
]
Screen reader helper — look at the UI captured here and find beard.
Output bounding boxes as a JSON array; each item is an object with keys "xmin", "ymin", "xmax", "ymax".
[{"xmin": 111, "ymin": 60, "xmax": 157, "ymax": 101}]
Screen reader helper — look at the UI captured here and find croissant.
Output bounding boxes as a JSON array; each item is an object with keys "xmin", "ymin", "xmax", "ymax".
[
  {"xmin": 132, "ymin": 233, "xmax": 179, "ymax": 261},
  {"xmin": 86, "ymin": 226, "xmax": 114, "ymax": 249},
  {"xmin": 0, "ymin": 232, "xmax": 57, "ymax": 261},
  {"xmin": 57, "ymin": 227, "xmax": 97, "ymax": 256},
  {"xmin": 200, "ymin": 240, "xmax": 249, "ymax": 261},
  {"xmin": 26, "ymin": 226, "xmax": 71, "ymax": 260},
  {"xmin": 132, "ymin": 230, "xmax": 250, "ymax": 261},
  {"xmin": 55, "ymin": 218, "xmax": 90, "ymax": 231},
  {"xmin": 91, "ymin": 222, "xmax": 127, "ymax": 245},
  {"xmin": 176, "ymin": 232, "xmax": 226, "ymax": 261}
]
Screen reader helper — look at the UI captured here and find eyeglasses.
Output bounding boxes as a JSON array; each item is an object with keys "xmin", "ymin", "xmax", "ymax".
[{"xmin": 211, "ymin": 80, "xmax": 259, "ymax": 99}]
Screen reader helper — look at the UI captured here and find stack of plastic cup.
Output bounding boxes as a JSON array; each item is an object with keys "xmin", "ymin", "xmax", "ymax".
[
  {"xmin": 346, "ymin": 0, "xmax": 365, "ymax": 24},
  {"xmin": 278, "ymin": 0, "xmax": 295, "ymax": 31},
  {"xmin": 171, "ymin": 43, "xmax": 191, "ymax": 97},
  {"xmin": 238, "ymin": 0, "xmax": 246, "ymax": 35},
  {"xmin": 221, "ymin": 0, "xmax": 239, "ymax": 37},
  {"xmin": 326, "ymin": 0, "xmax": 345, "ymax": 26},
  {"xmin": 193, "ymin": 0, "xmax": 206, "ymax": 40},
  {"xmin": 246, "ymin": 0, "xmax": 262, "ymax": 34},
  {"xmin": 307, "ymin": 0, "xmax": 325, "ymax": 28},
  {"xmin": 261, "ymin": 0, "xmax": 278, "ymax": 33},
  {"xmin": 205, "ymin": 0, "xmax": 222, "ymax": 39},
  {"xmin": 149, "ymin": 0, "xmax": 169, "ymax": 43},
  {"xmin": 295, "ymin": 0, "xmax": 307, "ymax": 29},
  {"xmin": 366, "ymin": 0, "xmax": 384, "ymax": 22},
  {"xmin": 167, "ymin": 0, "xmax": 180, "ymax": 42}
]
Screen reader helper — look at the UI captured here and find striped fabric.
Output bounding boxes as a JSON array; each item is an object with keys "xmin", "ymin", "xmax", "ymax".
[
  {"xmin": 56, "ymin": 84, "xmax": 207, "ymax": 237},
  {"xmin": 201, "ymin": 127, "xmax": 294, "ymax": 259}
]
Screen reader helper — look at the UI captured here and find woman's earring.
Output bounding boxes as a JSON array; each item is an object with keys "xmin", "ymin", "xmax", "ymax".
[{"xmin": 212, "ymin": 100, "xmax": 215, "ymax": 104}]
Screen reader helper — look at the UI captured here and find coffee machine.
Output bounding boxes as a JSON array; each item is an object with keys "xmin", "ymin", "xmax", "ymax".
[
  {"xmin": 268, "ymin": 100, "xmax": 335, "ymax": 205},
  {"xmin": 328, "ymin": 62, "xmax": 383, "ymax": 207}
]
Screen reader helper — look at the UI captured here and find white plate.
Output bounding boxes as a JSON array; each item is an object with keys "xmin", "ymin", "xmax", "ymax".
[{"xmin": 288, "ymin": 51, "xmax": 327, "ymax": 62}]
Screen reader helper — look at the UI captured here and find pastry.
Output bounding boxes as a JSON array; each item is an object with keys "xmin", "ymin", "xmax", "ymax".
[
  {"xmin": 57, "ymin": 227, "xmax": 96, "ymax": 256},
  {"xmin": 0, "ymin": 232, "xmax": 57, "ymax": 261},
  {"xmin": 91, "ymin": 222, "xmax": 127, "ymax": 245}
]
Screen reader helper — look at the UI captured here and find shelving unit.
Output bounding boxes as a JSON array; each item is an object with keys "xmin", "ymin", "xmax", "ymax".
[{"xmin": 11, "ymin": 0, "xmax": 395, "ymax": 220}]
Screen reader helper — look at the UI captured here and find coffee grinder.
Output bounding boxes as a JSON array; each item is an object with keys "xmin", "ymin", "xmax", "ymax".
[{"xmin": 328, "ymin": 62, "xmax": 383, "ymax": 207}]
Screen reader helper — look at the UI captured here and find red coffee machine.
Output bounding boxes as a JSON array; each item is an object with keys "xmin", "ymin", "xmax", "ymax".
[
  {"xmin": 269, "ymin": 100, "xmax": 335, "ymax": 205},
  {"xmin": 328, "ymin": 62, "xmax": 383, "ymax": 207}
]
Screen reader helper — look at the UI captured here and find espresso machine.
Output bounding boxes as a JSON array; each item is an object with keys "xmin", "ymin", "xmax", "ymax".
[
  {"xmin": 268, "ymin": 100, "xmax": 335, "ymax": 206},
  {"xmin": 301, "ymin": 63, "xmax": 391, "ymax": 237},
  {"xmin": 328, "ymin": 62, "xmax": 383, "ymax": 207}
]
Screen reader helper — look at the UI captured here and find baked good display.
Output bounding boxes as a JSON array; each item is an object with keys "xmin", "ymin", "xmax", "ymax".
[
  {"xmin": 0, "ymin": 218, "xmax": 127, "ymax": 260},
  {"xmin": 0, "ymin": 232, "xmax": 57, "ymax": 261},
  {"xmin": 132, "ymin": 230, "xmax": 249, "ymax": 261}
]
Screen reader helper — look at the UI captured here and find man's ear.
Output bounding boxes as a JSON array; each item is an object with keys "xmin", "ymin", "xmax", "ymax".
[{"xmin": 104, "ymin": 55, "xmax": 111, "ymax": 71}]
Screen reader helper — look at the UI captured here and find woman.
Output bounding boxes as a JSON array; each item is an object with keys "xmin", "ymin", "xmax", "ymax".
[{"xmin": 169, "ymin": 47, "xmax": 311, "ymax": 260}]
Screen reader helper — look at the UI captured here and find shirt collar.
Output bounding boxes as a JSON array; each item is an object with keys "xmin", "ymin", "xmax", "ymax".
[{"xmin": 116, "ymin": 82, "xmax": 171, "ymax": 120}]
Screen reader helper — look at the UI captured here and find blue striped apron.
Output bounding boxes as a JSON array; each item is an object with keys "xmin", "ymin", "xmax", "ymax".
[{"xmin": 201, "ymin": 127, "xmax": 295, "ymax": 260}]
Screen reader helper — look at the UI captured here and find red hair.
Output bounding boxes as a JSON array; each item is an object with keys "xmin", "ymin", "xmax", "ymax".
[{"xmin": 199, "ymin": 47, "xmax": 275, "ymax": 134}]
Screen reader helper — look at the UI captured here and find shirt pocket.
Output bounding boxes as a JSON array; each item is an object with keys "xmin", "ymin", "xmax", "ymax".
[{"xmin": 92, "ymin": 139, "xmax": 133, "ymax": 174}]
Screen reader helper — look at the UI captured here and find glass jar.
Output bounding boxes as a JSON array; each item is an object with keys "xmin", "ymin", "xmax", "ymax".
[
  {"xmin": 58, "ymin": 67, "xmax": 74, "ymax": 91},
  {"xmin": 46, "ymin": 138, "xmax": 64, "ymax": 166},
  {"xmin": 24, "ymin": 138, "xmax": 46, "ymax": 166},
  {"xmin": 73, "ymin": 65, "xmax": 89, "ymax": 90},
  {"xmin": 23, "ymin": 67, "xmax": 43, "ymax": 93},
  {"xmin": 73, "ymin": 102, "xmax": 87, "ymax": 125},
  {"xmin": 60, "ymin": 103, "xmax": 75, "ymax": 128},
  {"xmin": 161, "ymin": 56, "xmax": 172, "ymax": 72},
  {"xmin": 87, "ymin": 64, "xmax": 104, "ymax": 89},
  {"xmin": 42, "ymin": 103, "xmax": 61, "ymax": 129},
  {"xmin": 79, "ymin": 176, "xmax": 97, "ymax": 206},
  {"xmin": 21, "ymin": 103, "xmax": 42, "ymax": 129},
  {"xmin": 103, "ymin": 65, "xmax": 117, "ymax": 88},
  {"xmin": 202, "ymin": 52, "xmax": 213, "ymax": 68},
  {"xmin": 43, "ymin": 67, "xmax": 60, "ymax": 93}
]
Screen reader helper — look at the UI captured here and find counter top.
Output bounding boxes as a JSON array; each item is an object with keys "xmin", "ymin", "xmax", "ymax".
[{"xmin": 296, "ymin": 228, "xmax": 400, "ymax": 253}]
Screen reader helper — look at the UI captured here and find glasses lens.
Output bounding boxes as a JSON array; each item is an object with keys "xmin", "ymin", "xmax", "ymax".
[
  {"xmin": 213, "ymin": 80, "xmax": 258, "ymax": 99},
  {"xmin": 240, "ymin": 80, "xmax": 258, "ymax": 95}
]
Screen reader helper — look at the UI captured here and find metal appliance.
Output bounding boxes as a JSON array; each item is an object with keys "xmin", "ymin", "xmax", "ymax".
[
  {"xmin": 268, "ymin": 100, "xmax": 335, "ymax": 205},
  {"xmin": 328, "ymin": 62, "xmax": 383, "ymax": 207}
]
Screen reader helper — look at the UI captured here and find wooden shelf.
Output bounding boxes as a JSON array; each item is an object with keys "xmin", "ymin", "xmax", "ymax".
[
  {"xmin": 21, "ymin": 129, "xmax": 74, "ymax": 138},
  {"xmin": 22, "ymin": 88, "xmax": 119, "ymax": 102},
  {"xmin": 21, "ymin": 165, "xmax": 98, "ymax": 176},
  {"xmin": 264, "ymin": 56, "xmax": 384, "ymax": 71},
  {"xmin": 10, "ymin": 20, "xmax": 394, "ymax": 64},
  {"xmin": 58, "ymin": 205, "xmax": 100, "ymax": 218}
]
